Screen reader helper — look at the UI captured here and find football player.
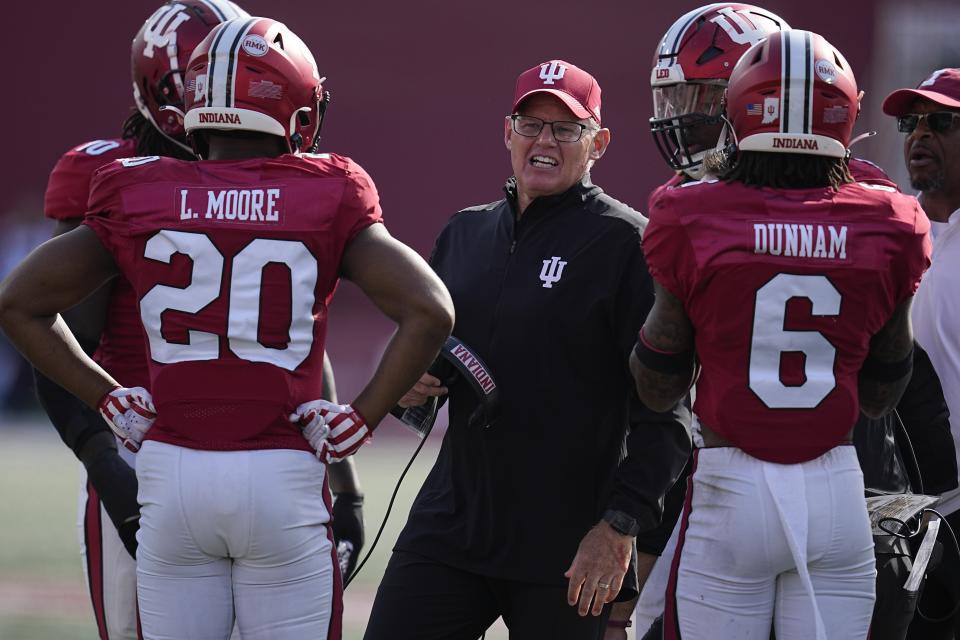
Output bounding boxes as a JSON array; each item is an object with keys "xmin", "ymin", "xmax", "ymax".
[
  {"xmin": 626, "ymin": 5, "xmax": 792, "ymax": 636},
  {"xmin": 630, "ymin": 5, "xmax": 908, "ymax": 638},
  {"xmin": 631, "ymin": 29, "xmax": 929, "ymax": 639},
  {"xmin": 37, "ymin": 2, "xmax": 250, "ymax": 638},
  {"xmin": 41, "ymin": 3, "xmax": 368, "ymax": 637},
  {"xmin": 1, "ymin": 16, "xmax": 453, "ymax": 640}
]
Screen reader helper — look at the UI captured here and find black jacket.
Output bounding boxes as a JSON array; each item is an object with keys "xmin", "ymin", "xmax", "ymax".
[{"xmin": 394, "ymin": 176, "xmax": 691, "ymax": 595}]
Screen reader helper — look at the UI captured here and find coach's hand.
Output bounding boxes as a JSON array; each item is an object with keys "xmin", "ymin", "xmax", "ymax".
[
  {"xmin": 97, "ymin": 386, "xmax": 156, "ymax": 453},
  {"xmin": 291, "ymin": 400, "xmax": 372, "ymax": 463},
  {"xmin": 397, "ymin": 373, "xmax": 447, "ymax": 408},
  {"xmin": 565, "ymin": 520, "xmax": 632, "ymax": 616}
]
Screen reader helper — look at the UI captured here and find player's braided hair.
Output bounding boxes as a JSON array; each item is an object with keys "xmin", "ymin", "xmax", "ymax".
[
  {"xmin": 121, "ymin": 110, "xmax": 195, "ymax": 161},
  {"xmin": 707, "ymin": 149, "xmax": 854, "ymax": 190}
]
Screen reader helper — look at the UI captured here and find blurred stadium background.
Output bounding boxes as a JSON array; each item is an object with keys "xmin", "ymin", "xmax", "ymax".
[{"xmin": 2, "ymin": 0, "xmax": 959, "ymax": 637}]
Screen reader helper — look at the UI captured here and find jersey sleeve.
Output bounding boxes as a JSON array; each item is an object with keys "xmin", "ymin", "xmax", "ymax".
[
  {"xmin": 849, "ymin": 157, "xmax": 899, "ymax": 189},
  {"xmin": 44, "ymin": 139, "xmax": 132, "ymax": 221},
  {"xmin": 642, "ymin": 190, "xmax": 699, "ymax": 301},
  {"xmin": 81, "ymin": 162, "xmax": 135, "ymax": 268},
  {"xmin": 337, "ymin": 160, "xmax": 384, "ymax": 244},
  {"xmin": 893, "ymin": 198, "xmax": 932, "ymax": 304}
]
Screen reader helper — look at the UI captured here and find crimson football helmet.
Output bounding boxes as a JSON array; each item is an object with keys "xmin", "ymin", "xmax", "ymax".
[
  {"xmin": 726, "ymin": 30, "xmax": 859, "ymax": 158},
  {"xmin": 132, "ymin": 0, "xmax": 249, "ymax": 154},
  {"xmin": 650, "ymin": 3, "xmax": 790, "ymax": 178},
  {"xmin": 181, "ymin": 17, "xmax": 328, "ymax": 153}
]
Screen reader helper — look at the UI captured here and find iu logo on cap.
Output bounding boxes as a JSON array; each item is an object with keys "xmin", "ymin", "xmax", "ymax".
[
  {"xmin": 539, "ymin": 61, "xmax": 567, "ymax": 86},
  {"xmin": 921, "ymin": 69, "xmax": 950, "ymax": 88}
]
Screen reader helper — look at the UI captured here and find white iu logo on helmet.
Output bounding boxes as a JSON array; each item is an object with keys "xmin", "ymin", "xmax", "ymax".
[
  {"xmin": 710, "ymin": 7, "xmax": 767, "ymax": 45},
  {"xmin": 142, "ymin": 3, "xmax": 191, "ymax": 59},
  {"xmin": 539, "ymin": 256, "xmax": 567, "ymax": 288},
  {"xmin": 539, "ymin": 62, "xmax": 566, "ymax": 85}
]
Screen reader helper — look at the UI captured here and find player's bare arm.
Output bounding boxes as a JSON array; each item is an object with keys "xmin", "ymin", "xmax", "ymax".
[
  {"xmin": 34, "ymin": 218, "xmax": 118, "ymax": 455},
  {"xmin": 49, "ymin": 219, "xmax": 113, "ymax": 347},
  {"xmin": 0, "ymin": 225, "xmax": 120, "ymax": 407},
  {"xmin": 35, "ymin": 218, "xmax": 113, "ymax": 408},
  {"xmin": 859, "ymin": 297, "xmax": 916, "ymax": 419},
  {"xmin": 341, "ymin": 223, "xmax": 454, "ymax": 426},
  {"xmin": 31, "ymin": 218, "xmax": 144, "ymax": 557},
  {"xmin": 630, "ymin": 281, "xmax": 698, "ymax": 412}
]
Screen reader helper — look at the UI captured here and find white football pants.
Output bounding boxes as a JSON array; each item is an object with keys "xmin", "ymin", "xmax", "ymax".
[
  {"xmin": 662, "ymin": 446, "xmax": 875, "ymax": 640},
  {"xmin": 135, "ymin": 441, "xmax": 340, "ymax": 640},
  {"xmin": 634, "ymin": 511, "xmax": 679, "ymax": 638}
]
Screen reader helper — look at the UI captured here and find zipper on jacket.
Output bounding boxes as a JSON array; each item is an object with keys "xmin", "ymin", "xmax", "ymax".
[{"xmin": 487, "ymin": 212, "xmax": 519, "ymax": 356}]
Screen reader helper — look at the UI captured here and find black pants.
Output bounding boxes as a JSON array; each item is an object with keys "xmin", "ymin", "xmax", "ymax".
[
  {"xmin": 364, "ymin": 550, "xmax": 611, "ymax": 640},
  {"xmin": 906, "ymin": 509, "xmax": 960, "ymax": 640}
]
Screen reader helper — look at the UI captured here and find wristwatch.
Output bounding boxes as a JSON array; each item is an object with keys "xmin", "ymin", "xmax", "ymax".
[{"xmin": 602, "ymin": 509, "xmax": 641, "ymax": 537}]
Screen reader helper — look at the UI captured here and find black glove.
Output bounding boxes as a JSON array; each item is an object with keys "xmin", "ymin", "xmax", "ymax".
[{"xmin": 331, "ymin": 492, "xmax": 364, "ymax": 579}]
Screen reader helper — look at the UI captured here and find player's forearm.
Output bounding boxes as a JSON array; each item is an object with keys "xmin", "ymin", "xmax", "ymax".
[
  {"xmin": 629, "ymin": 352, "xmax": 696, "ymax": 412},
  {"xmin": 328, "ymin": 458, "xmax": 362, "ymax": 494},
  {"xmin": 352, "ymin": 314, "xmax": 452, "ymax": 427},
  {"xmin": 859, "ymin": 373, "xmax": 912, "ymax": 419},
  {"xmin": 631, "ymin": 282, "xmax": 697, "ymax": 412},
  {"xmin": 0, "ymin": 311, "xmax": 117, "ymax": 407},
  {"xmin": 859, "ymin": 298, "xmax": 915, "ymax": 419}
]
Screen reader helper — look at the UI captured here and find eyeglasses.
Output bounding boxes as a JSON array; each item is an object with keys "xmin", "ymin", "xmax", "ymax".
[
  {"xmin": 510, "ymin": 114, "xmax": 592, "ymax": 143},
  {"xmin": 896, "ymin": 111, "xmax": 960, "ymax": 134}
]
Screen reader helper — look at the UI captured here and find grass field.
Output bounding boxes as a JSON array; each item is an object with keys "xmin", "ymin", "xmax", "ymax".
[{"xmin": 0, "ymin": 414, "xmax": 509, "ymax": 639}]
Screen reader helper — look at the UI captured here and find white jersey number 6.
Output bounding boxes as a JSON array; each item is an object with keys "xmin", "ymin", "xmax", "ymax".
[{"xmin": 748, "ymin": 273, "xmax": 840, "ymax": 408}]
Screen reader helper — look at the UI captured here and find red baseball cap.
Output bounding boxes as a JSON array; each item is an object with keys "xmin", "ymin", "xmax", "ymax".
[
  {"xmin": 512, "ymin": 60, "xmax": 602, "ymax": 125},
  {"xmin": 882, "ymin": 68, "xmax": 960, "ymax": 116}
]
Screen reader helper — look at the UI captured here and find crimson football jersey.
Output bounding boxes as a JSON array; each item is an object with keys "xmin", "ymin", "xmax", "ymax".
[
  {"xmin": 84, "ymin": 153, "xmax": 382, "ymax": 452},
  {"xmin": 45, "ymin": 139, "xmax": 137, "ymax": 221},
  {"xmin": 644, "ymin": 179, "xmax": 930, "ymax": 463},
  {"xmin": 45, "ymin": 138, "xmax": 149, "ymax": 389}
]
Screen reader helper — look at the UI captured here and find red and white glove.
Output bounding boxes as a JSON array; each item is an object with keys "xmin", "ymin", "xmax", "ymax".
[
  {"xmin": 290, "ymin": 400, "xmax": 371, "ymax": 463},
  {"xmin": 97, "ymin": 386, "xmax": 157, "ymax": 453}
]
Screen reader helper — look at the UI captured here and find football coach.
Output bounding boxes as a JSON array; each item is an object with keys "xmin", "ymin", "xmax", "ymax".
[{"xmin": 363, "ymin": 60, "xmax": 692, "ymax": 640}]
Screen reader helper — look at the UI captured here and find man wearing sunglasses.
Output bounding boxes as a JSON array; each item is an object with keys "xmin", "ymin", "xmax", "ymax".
[
  {"xmin": 883, "ymin": 68, "xmax": 960, "ymax": 640},
  {"xmin": 364, "ymin": 60, "xmax": 691, "ymax": 640}
]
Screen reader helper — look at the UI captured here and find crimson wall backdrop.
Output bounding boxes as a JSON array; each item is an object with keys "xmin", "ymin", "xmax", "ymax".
[{"xmin": 7, "ymin": 0, "xmax": 877, "ymax": 401}]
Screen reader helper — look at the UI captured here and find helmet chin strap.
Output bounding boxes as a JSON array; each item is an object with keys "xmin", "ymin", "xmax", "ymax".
[
  {"xmin": 288, "ymin": 107, "xmax": 312, "ymax": 153},
  {"xmin": 842, "ymin": 131, "xmax": 875, "ymax": 161},
  {"xmin": 288, "ymin": 88, "xmax": 332, "ymax": 155},
  {"xmin": 848, "ymin": 130, "xmax": 876, "ymax": 148},
  {"xmin": 158, "ymin": 105, "xmax": 207, "ymax": 158},
  {"xmin": 309, "ymin": 90, "xmax": 332, "ymax": 154},
  {"xmin": 136, "ymin": 85, "xmax": 194, "ymax": 156},
  {"xmin": 694, "ymin": 114, "xmax": 738, "ymax": 180}
]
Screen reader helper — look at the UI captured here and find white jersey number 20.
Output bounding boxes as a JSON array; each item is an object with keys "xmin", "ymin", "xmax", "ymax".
[
  {"xmin": 139, "ymin": 230, "xmax": 317, "ymax": 371},
  {"xmin": 748, "ymin": 273, "xmax": 841, "ymax": 408}
]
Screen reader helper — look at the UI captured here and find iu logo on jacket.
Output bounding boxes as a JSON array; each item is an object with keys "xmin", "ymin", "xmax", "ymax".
[{"xmin": 540, "ymin": 256, "xmax": 567, "ymax": 288}]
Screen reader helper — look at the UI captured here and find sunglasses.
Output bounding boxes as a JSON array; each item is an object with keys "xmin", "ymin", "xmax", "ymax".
[{"xmin": 896, "ymin": 111, "xmax": 960, "ymax": 134}]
